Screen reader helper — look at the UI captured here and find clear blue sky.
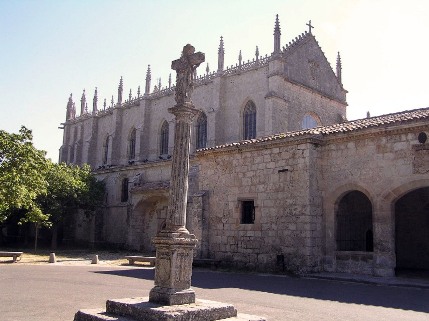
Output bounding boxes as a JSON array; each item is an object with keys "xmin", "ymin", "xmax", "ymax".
[{"xmin": 1, "ymin": 0, "xmax": 428, "ymax": 161}]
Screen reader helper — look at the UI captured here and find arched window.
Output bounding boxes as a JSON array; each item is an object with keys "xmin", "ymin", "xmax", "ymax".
[
  {"xmin": 121, "ymin": 177, "xmax": 129, "ymax": 202},
  {"xmin": 69, "ymin": 145, "xmax": 75, "ymax": 164},
  {"xmin": 128, "ymin": 128, "xmax": 136, "ymax": 160},
  {"xmin": 196, "ymin": 112, "xmax": 207, "ymax": 149},
  {"xmin": 160, "ymin": 121, "xmax": 169, "ymax": 155},
  {"xmin": 103, "ymin": 136, "xmax": 109, "ymax": 165},
  {"xmin": 243, "ymin": 101, "xmax": 256, "ymax": 140},
  {"xmin": 336, "ymin": 191, "xmax": 373, "ymax": 252},
  {"xmin": 302, "ymin": 114, "xmax": 319, "ymax": 129}
]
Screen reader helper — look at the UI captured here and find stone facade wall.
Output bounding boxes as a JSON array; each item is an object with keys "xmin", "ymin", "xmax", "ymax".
[
  {"xmin": 320, "ymin": 125, "xmax": 429, "ymax": 276},
  {"xmin": 195, "ymin": 140, "xmax": 323, "ymax": 273}
]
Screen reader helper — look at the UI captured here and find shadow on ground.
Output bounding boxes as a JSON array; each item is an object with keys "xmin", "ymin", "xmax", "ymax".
[{"xmin": 93, "ymin": 268, "xmax": 429, "ymax": 313}]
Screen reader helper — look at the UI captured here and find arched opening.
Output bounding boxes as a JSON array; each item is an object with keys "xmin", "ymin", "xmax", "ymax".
[
  {"xmin": 196, "ymin": 112, "xmax": 207, "ymax": 149},
  {"xmin": 395, "ymin": 187, "xmax": 429, "ymax": 274},
  {"xmin": 128, "ymin": 128, "xmax": 136, "ymax": 160},
  {"xmin": 131, "ymin": 195, "xmax": 168, "ymax": 252},
  {"xmin": 301, "ymin": 113, "xmax": 320, "ymax": 129},
  {"xmin": 103, "ymin": 136, "xmax": 109, "ymax": 165},
  {"xmin": 121, "ymin": 178, "xmax": 129, "ymax": 203},
  {"xmin": 243, "ymin": 101, "xmax": 256, "ymax": 140},
  {"xmin": 336, "ymin": 191, "xmax": 373, "ymax": 252},
  {"xmin": 160, "ymin": 121, "xmax": 169, "ymax": 155}
]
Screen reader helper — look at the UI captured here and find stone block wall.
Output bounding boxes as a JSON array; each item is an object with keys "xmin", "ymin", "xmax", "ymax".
[
  {"xmin": 196, "ymin": 140, "xmax": 324, "ymax": 273},
  {"xmin": 320, "ymin": 127, "xmax": 429, "ymax": 276}
]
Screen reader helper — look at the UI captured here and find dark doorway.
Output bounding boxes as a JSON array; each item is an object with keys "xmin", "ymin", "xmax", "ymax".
[{"xmin": 395, "ymin": 187, "xmax": 429, "ymax": 274}]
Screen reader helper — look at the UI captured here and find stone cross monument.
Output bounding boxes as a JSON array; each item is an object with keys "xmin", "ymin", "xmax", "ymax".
[
  {"xmin": 73, "ymin": 43, "xmax": 266, "ymax": 321},
  {"xmin": 149, "ymin": 44, "xmax": 205, "ymax": 306}
]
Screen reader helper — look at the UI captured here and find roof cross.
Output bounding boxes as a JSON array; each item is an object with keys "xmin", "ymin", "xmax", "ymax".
[{"xmin": 306, "ymin": 20, "xmax": 314, "ymax": 33}]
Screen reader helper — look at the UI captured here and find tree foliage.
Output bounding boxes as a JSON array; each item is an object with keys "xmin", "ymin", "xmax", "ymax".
[
  {"xmin": 0, "ymin": 127, "xmax": 105, "ymax": 233},
  {"xmin": 0, "ymin": 126, "xmax": 49, "ymax": 223}
]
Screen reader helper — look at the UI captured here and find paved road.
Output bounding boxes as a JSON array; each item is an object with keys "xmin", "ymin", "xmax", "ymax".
[{"xmin": 1, "ymin": 264, "xmax": 428, "ymax": 321}]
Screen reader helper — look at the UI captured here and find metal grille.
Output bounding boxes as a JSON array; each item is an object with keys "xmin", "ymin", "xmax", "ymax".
[{"xmin": 336, "ymin": 191, "xmax": 373, "ymax": 251}]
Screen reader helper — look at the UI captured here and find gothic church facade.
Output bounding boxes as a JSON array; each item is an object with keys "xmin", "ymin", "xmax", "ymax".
[{"xmin": 59, "ymin": 16, "xmax": 429, "ymax": 277}]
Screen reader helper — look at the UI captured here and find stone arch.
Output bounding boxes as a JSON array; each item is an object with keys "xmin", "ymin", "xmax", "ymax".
[
  {"xmin": 336, "ymin": 190, "xmax": 373, "ymax": 252},
  {"xmin": 128, "ymin": 194, "xmax": 169, "ymax": 252},
  {"xmin": 324, "ymin": 183, "xmax": 374, "ymax": 271},
  {"xmin": 381, "ymin": 179, "xmax": 429, "ymax": 273}
]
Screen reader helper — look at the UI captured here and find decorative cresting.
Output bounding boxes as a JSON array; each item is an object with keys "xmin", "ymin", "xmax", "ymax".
[{"xmin": 149, "ymin": 44, "xmax": 205, "ymax": 306}]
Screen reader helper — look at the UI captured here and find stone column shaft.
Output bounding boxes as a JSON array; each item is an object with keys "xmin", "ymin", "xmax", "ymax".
[{"xmin": 166, "ymin": 104, "xmax": 200, "ymax": 232}]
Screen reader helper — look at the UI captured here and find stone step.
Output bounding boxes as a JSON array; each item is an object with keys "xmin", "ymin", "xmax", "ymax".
[
  {"xmin": 106, "ymin": 297, "xmax": 238, "ymax": 321},
  {"xmin": 74, "ymin": 309, "xmax": 135, "ymax": 321},
  {"xmin": 74, "ymin": 309, "xmax": 266, "ymax": 321},
  {"xmin": 219, "ymin": 314, "xmax": 267, "ymax": 321}
]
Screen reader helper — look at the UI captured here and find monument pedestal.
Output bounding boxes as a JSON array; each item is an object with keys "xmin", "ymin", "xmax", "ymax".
[
  {"xmin": 149, "ymin": 232, "xmax": 198, "ymax": 305},
  {"xmin": 74, "ymin": 297, "xmax": 266, "ymax": 321}
]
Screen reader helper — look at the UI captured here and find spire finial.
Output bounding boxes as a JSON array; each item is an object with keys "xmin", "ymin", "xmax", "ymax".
[
  {"xmin": 168, "ymin": 73, "xmax": 172, "ymax": 88},
  {"xmin": 80, "ymin": 89, "xmax": 86, "ymax": 116},
  {"xmin": 93, "ymin": 87, "xmax": 98, "ymax": 113},
  {"xmin": 111, "ymin": 95, "xmax": 114, "ymax": 108},
  {"xmin": 238, "ymin": 50, "xmax": 242, "ymax": 66},
  {"xmin": 255, "ymin": 46, "xmax": 260, "ymax": 62},
  {"xmin": 103, "ymin": 98, "xmax": 106, "ymax": 110},
  {"xmin": 306, "ymin": 20, "xmax": 314, "ymax": 33},
  {"xmin": 129, "ymin": 88, "xmax": 132, "ymax": 101},
  {"xmin": 206, "ymin": 63, "xmax": 210, "ymax": 75},
  {"xmin": 66, "ymin": 93, "xmax": 74, "ymax": 120},
  {"xmin": 145, "ymin": 65, "xmax": 151, "ymax": 95},
  {"xmin": 137, "ymin": 86, "xmax": 141, "ymax": 97},
  {"xmin": 217, "ymin": 36, "xmax": 225, "ymax": 72},
  {"xmin": 117, "ymin": 76, "xmax": 123, "ymax": 105},
  {"xmin": 336, "ymin": 51, "xmax": 342, "ymax": 85},
  {"xmin": 273, "ymin": 14, "xmax": 281, "ymax": 54}
]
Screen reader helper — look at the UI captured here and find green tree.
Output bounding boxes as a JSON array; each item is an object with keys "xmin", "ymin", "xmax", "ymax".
[
  {"xmin": 0, "ymin": 126, "xmax": 49, "ymax": 224},
  {"xmin": 37, "ymin": 162, "xmax": 105, "ymax": 249}
]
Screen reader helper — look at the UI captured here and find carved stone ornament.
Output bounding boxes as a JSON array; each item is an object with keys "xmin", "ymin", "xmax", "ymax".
[{"xmin": 171, "ymin": 44, "xmax": 205, "ymax": 105}]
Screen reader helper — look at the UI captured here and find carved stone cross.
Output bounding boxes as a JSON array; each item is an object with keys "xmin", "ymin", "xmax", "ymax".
[
  {"xmin": 306, "ymin": 20, "xmax": 314, "ymax": 33},
  {"xmin": 171, "ymin": 44, "xmax": 205, "ymax": 105}
]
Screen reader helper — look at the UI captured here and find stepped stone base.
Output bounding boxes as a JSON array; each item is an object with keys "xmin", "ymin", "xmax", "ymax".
[{"xmin": 74, "ymin": 297, "xmax": 266, "ymax": 321}]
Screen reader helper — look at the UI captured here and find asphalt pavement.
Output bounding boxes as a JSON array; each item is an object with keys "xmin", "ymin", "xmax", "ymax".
[{"xmin": 1, "ymin": 264, "xmax": 428, "ymax": 321}]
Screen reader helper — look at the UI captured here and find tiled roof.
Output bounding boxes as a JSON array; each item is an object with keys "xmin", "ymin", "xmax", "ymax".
[{"xmin": 198, "ymin": 107, "xmax": 429, "ymax": 152}]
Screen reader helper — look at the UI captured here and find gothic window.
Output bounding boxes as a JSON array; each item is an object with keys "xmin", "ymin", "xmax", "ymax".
[
  {"xmin": 243, "ymin": 101, "xmax": 256, "ymax": 140},
  {"xmin": 128, "ymin": 128, "xmax": 136, "ymax": 160},
  {"xmin": 196, "ymin": 112, "xmax": 207, "ymax": 149},
  {"xmin": 69, "ymin": 145, "xmax": 75, "ymax": 164},
  {"xmin": 302, "ymin": 114, "xmax": 319, "ymax": 129},
  {"xmin": 160, "ymin": 121, "xmax": 169, "ymax": 155},
  {"xmin": 336, "ymin": 191, "xmax": 373, "ymax": 252},
  {"xmin": 121, "ymin": 177, "xmax": 129, "ymax": 202},
  {"xmin": 241, "ymin": 200, "xmax": 255, "ymax": 224},
  {"xmin": 103, "ymin": 136, "xmax": 109, "ymax": 165}
]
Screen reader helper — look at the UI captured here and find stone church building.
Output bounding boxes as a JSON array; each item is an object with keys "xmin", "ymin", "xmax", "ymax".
[{"xmin": 59, "ymin": 16, "xmax": 429, "ymax": 277}]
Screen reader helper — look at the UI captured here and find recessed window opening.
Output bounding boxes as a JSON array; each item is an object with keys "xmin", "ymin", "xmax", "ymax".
[{"xmin": 241, "ymin": 200, "xmax": 255, "ymax": 224}]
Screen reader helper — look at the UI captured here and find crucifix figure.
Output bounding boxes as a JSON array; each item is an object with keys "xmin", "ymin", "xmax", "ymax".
[
  {"xmin": 306, "ymin": 20, "xmax": 314, "ymax": 33},
  {"xmin": 171, "ymin": 44, "xmax": 205, "ymax": 105}
]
